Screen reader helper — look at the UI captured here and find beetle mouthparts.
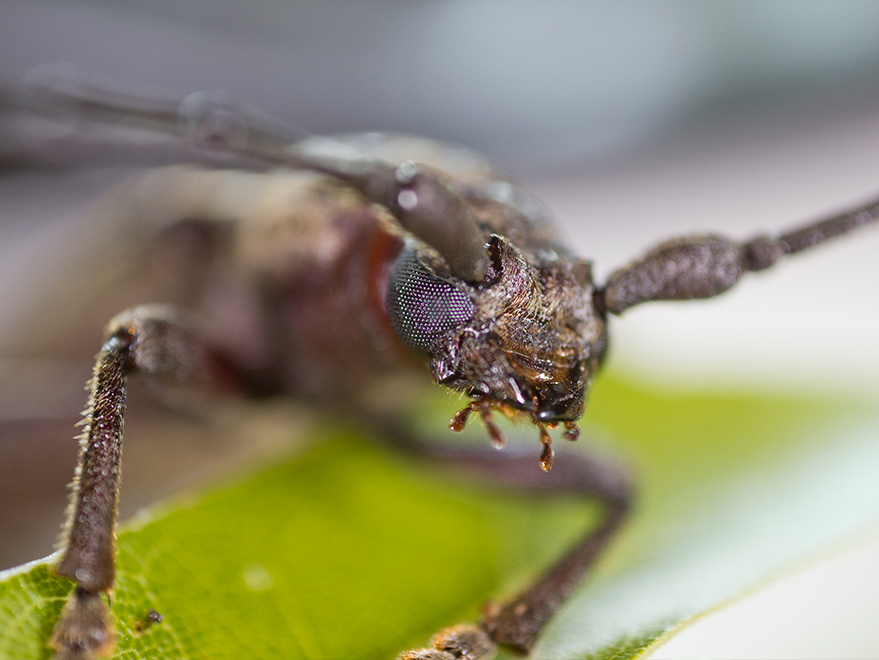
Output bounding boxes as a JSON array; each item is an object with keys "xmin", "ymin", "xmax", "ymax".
[
  {"xmin": 450, "ymin": 398, "xmax": 505, "ymax": 448},
  {"xmin": 449, "ymin": 398, "xmax": 581, "ymax": 470}
]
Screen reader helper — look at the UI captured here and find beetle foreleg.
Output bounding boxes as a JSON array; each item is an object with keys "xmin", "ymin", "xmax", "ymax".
[
  {"xmin": 393, "ymin": 440, "xmax": 633, "ymax": 658},
  {"xmin": 51, "ymin": 304, "xmax": 245, "ymax": 660}
]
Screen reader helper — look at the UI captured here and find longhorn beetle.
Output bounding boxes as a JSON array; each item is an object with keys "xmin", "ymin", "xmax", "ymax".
[{"xmin": 6, "ymin": 78, "xmax": 879, "ymax": 660}]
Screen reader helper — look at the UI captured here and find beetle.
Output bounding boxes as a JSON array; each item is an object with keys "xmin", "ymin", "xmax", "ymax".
[{"xmin": 4, "ymin": 77, "xmax": 879, "ymax": 660}]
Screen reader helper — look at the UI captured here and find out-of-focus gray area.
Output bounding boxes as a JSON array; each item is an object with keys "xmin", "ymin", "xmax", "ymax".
[
  {"xmin": 2, "ymin": 2, "xmax": 879, "ymax": 658},
  {"xmin": 4, "ymin": 1, "xmax": 879, "ymax": 170}
]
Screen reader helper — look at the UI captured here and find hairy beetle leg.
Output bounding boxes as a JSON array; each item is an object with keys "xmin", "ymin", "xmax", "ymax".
[
  {"xmin": 391, "ymin": 438, "xmax": 633, "ymax": 658},
  {"xmin": 51, "ymin": 304, "xmax": 250, "ymax": 660}
]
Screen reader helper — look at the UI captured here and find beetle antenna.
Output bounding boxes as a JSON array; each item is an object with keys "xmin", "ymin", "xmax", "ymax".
[
  {"xmin": 7, "ymin": 70, "xmax": 491, "ymax": 282},
  {"xmin": 599, "ymin": 195, "xmax": 879, "ymax": 314}
]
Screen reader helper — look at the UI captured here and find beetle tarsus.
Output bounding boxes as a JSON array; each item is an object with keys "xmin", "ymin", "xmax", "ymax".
[
  {"xmin": 48, "ymin": 587, "xmax": 115, "ymax": 660},
  {"xmin": 396, "ymin": 623, "xmax": 497, "ymax": 660}
]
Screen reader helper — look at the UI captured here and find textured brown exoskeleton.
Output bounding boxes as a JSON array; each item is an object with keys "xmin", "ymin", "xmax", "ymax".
[{"xmin": 7, "ymin": 80, "xmax": 879, "ymax": 660}]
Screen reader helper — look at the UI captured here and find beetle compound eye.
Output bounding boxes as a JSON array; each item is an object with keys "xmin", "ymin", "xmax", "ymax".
[{"xmin": 387, "ymin": 248, "xmax": 476, "ymax": 353}]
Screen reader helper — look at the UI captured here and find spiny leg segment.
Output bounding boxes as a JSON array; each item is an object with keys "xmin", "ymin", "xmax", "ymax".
[
  {"xmin": 50, "ymin": 305, "xmax": 243, "ymax": 660},
  {"xmin": 50, "ymin": 332, "xmax": 130, "ymax": 659}
]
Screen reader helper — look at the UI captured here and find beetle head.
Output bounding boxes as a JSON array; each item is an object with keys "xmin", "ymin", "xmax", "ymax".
[{"xmin": 387, "ymin": 234, "xmax": 607, "ymax": 463}]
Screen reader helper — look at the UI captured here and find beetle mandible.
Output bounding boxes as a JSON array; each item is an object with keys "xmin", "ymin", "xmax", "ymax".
[{"xmin": 7, "ymin": 79, "xmax": 879, "ymax": 660}]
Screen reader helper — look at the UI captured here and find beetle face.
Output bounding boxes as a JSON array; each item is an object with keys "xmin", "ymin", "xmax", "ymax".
[{"xmin": 387, "ymin": 234, "xmax": 607, "ymax": 429}]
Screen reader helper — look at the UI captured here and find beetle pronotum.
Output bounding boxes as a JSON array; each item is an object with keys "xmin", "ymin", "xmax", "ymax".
[{"xmin": 4, "ymin": 77, "xmax": 879, "ymax": 660}]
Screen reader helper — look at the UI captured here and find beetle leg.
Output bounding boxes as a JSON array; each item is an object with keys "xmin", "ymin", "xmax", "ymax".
[
  {"xmin": 599, "ymin": 194, "xmax": 879, "ymax": 315},
  {"xmin": 50, "ymin": 304, "xmax": 247, "ymax": 660},
  {"xmin": 392, "ymin": 440, "xmax": 633, "ymax": 658}
]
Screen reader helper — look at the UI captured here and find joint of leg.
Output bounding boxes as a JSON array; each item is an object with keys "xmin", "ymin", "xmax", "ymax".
[{"xmin": 48, "ymin": 587, "xmax": 115, "ymax": 659}]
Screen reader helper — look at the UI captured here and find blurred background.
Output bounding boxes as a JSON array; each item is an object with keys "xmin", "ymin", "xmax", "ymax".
[{"xmin": 2, "ymin": 1, "xmax": 879, "ymax": 657}]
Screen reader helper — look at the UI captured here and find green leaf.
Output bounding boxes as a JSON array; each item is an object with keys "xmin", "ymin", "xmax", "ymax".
[{"xmin": 1, "ymin": 373, "xmax": 878, "ymax": 660}]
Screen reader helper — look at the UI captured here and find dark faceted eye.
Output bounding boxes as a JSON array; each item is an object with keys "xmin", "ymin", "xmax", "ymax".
[{"xmin": 386, "ymin": 247, "xmax": 476, "ymax": 353}]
